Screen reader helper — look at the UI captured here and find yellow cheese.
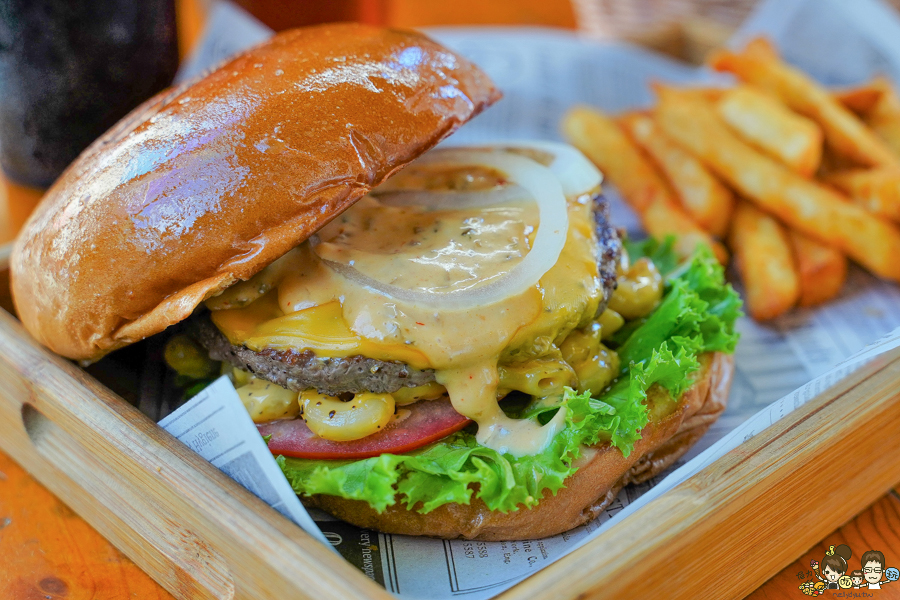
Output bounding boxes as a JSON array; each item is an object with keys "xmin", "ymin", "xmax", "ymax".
[{"xmin": 213, "ymin": 297, "xmax": 430, "ymax": 369}]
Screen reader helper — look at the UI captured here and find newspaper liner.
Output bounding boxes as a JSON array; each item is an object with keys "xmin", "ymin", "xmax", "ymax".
[
  {"xmin": 157, "ymin": 377, "xmax": 333, "ymax": 550},
  {"xmin": 155, "ymin": 0, "xmax": 900, "ymax": 597}
]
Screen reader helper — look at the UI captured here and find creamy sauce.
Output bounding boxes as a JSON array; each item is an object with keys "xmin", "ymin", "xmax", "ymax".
[
  {"xmin": 313, "ymin": 196, "xmax": 533, "ymax": 296},
  {"xmin": 379, "ymin": 165, "xmax": 507, "ymax": 191},
  {"xmin": 209, "ymin": 154, "xmax": 604, "ymax": 456}
]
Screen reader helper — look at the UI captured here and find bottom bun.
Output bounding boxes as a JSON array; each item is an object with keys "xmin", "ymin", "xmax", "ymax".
[{"xmin": 304, "ymin": 352, "xmax": 734, "ymax": 540}]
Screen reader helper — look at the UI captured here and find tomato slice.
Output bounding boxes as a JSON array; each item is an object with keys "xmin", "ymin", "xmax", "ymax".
[{"xmin": 258, "ymin": 398, "xmax": 471, "ymax": 459}]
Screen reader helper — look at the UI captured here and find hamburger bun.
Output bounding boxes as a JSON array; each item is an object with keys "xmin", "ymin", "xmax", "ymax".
[{"xmin": 11, "ymin": 23, "xmax": 500, "ymax": 361}]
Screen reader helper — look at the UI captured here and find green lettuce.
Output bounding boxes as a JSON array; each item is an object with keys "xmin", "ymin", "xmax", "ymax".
[{"xmin": 278, "ymin": 239, "xmax": 742, "ymax": 514}]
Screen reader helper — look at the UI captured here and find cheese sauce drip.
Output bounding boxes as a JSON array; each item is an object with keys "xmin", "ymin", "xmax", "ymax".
[
  {"xmin": 210, "ymin": 156, "xmax": 603, "ymax": 456},
  {"xmin": 314, "ymin": 195, "xmax": 533, "ymax": 298}
]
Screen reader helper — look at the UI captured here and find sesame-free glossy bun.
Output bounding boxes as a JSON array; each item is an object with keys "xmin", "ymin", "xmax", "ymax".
[
  {"xmin": 11, "ymin": 24, "xmax": 500, "ymax": 361},
  {"xmin": 305, "ymin": 352, "xmax": 734, "ymax": 541}
]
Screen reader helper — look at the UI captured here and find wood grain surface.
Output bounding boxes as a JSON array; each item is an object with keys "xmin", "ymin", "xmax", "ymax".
[
  {"xmin": 2, "ymin": 445, "xmax": 899, "ymax": 600},
  {"xmin": 749, "ymin": 491, "xmax": 900, "ymax": 599},
  {"xmin": 0, "ymin": 451, "xmax": 175, "ymax": 600},
  {"xmin": 0, "ymin": 302, "xmax": 392, "ymax": 600}
]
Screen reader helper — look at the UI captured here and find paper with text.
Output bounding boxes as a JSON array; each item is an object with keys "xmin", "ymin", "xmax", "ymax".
[{"xmin": 159, "ymin": 377, "xmax": 331, "ymax": 548}]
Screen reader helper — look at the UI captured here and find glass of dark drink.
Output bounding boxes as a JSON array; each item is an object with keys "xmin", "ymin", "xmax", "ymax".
[{"xmin": 0, "ymin": 0, "xmax": 179, "ymax": 188}]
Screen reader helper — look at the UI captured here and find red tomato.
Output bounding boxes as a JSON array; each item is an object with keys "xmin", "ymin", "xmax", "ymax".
[{"xmin": 258, "ymin": 398, "xmax": 471, "ymax": 459}]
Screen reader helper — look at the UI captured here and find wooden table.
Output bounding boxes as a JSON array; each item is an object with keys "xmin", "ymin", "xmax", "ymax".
[
  {"xmin": 3, "ymin": 1, "xmax": 900, "ymax": 598},
  {"xmin": 0, "ymin": 452, "xmax": 174, "ymax": 600},
  {"xmin": 1, "ymin": 444, "xmax": 899, "ymax": 598}
]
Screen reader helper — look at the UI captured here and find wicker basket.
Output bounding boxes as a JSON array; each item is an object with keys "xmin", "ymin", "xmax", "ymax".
[{"xmin": 571, "ymin": 0, "xmax": 900, "ymax": 63}]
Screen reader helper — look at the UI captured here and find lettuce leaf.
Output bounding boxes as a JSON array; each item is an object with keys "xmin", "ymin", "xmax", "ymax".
[
  {"xmin": 590, "ymin": 341, "xmax": 699, "ymax": 454},
  {"xmin": 624, "ymin": 236, "xmax": 680, "ymax": 276},
  {"xmin": 278, "ymin": 240, "xmax": 742, "ymax": 514}
]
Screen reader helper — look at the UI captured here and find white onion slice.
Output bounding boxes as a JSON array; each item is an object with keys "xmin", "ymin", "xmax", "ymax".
[
  {"xmin": 446, "ymin": 141, "xmax": 603, "ymax": 198},
  {"xmin": 316, "ymin": 150, "xmax": 569, "ymax": 311},
  {"xmin": 372, "ymin": 184, "xmax": 529, "ymax": 210}
]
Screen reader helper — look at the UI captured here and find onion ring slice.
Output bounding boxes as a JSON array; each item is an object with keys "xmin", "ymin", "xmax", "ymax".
[
  {"xmin": 445, "ymin": 141, "xmax": 603, "ymax": 198},
  {"xmin": 315, "ymin": 150, "xmax": 569, "ymax": 311},
  {"xmin": 372, "ymin": 184, "xmax": 529, "ymax": 209}
]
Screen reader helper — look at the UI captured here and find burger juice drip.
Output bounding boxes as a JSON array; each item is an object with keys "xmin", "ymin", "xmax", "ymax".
[{"xmin": 210, "ymin": 164, "xmax": 608, "ymax": 457}]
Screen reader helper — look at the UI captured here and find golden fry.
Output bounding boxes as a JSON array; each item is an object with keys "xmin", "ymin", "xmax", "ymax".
[
  {"xmin": 867, "ymin": 77, "xmax": 900, "ymax": 159},
  {"xmin": 619, "ymin": 112, "xmax": 734, "ymax": 237},
  {"xmin": 716, "ymin": 85, "xmax": 823, "ymax": 177},
  {"xmin": 834, "ymin": 83, "xmax": 884, "ymax": 114},
  {"xmin": 824, "ymin": 168, "xmax": 900, "ymax": 223},
  {"xmin": 744, "ymin": 37, "xmax": 779, "ymax": 59},
  {"xmin": 709, "ymin": 37, "xmax": 899, "ymax": 168},
  {"xmin": 641, "ymin": 197, "xmax": 728, "ymax": 263},
  {"xmin": 561, "ymin": 105, "xmax": 727, "ymax": 263},
  {"xmin": 654, "ymin": 88, "xmax": 900, "ymax": 281},
  {"xmin": 649, "ymin": 86, "xmax": 726, "ymax": 103},
  {"xmin": 561, "ymin": 105, "xmax": 667, "ymax": 214},
  {"xmin": 729, "ymin": 201, "xmax": 799, "ymax": 320},
  {"xmin": 836, "ymin": 78, "xmax": 900, "ymax": 162},
  {"xmin": 818, "ymin": 146, "xmax": 857, "ymax": 177},
  {"xmin": 788, "ymin": 230, "xmax": 847, "ymax": 307}
]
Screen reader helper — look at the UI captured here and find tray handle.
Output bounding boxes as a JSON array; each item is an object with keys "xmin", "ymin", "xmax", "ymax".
[{"xmin": 0, "ymin": 309, "xmax": 390, "ymax": 600}]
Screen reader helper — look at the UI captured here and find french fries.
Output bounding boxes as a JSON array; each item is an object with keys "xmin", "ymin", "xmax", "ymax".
[
  {"xmin": 561, "ymin": 105, "xmax": 727, "ymax": 263},
  {"xmin": 867, "ymin": 78, "xmax": 900, "ymax": 158},
  {"xmin": 558, "ymin": 39, "xmax": 900, "ymax": 321},
  {"xmin": 715, "ymin": 85, "xmax": 823, "ymax": 177},
  {"xmin": 640, "ymin": 198, "xmax": 728, "ymax": 263},
  {"xmin": 654, "ymin": 87, "xmax": 726, "ymax": 103},
  {"xmin": 863, "ymin": 77, "xmax": 900, "ymax": 159},
  {"xmin": 710, "ymin": 38, "xmax": 900, "ymax": 168},
  {"xmin": 836, "ymin": 78, "xmax": 900, "ymax": 159},
  {"xmin": 788, "ymin": 230, "xmax": 847, "ymax": 307},
  {"xmin": 818, "ymin": 146, "xmax": 858, "ymax": 176},
  {"xmin": 824, "ymin": 168, "xmax": 900, "ymax": 223},
  {"xmin": 729, "ymin": 201, "xmax": 799, "ymax": 320},
  {"xmin": 619, "ymin": 112, "xmax": 735, "ymax": 237},
  {"xmin": 654, "ymin": 88, "xmax": 900, "ymax": 282},
  {"xmin": 835, "ymin": 83, "xmax": 884, "ymax": 114}
]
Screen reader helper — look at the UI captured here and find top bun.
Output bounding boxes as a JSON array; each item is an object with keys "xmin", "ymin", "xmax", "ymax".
[{"xmin": 11, "ymin": 24, "xmax": 499, "ymax": 361}]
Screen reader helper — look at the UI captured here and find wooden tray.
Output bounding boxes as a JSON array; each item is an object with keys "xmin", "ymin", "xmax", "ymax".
[{"xmin": 2, "ymin": 241, "xmax": 900, "ymax": 599}]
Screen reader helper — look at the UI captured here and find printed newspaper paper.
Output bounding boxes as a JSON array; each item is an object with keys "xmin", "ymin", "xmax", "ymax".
[
  {"xmin": 158, "ymin": 377, "xmax": 333, "ymax": 549},
  {"xmin": 160, "ymin": 0, "xmax": 900, "ymax": 597}
]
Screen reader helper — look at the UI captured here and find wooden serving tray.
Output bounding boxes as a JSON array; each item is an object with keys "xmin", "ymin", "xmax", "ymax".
[{"xmin": 1, "ymin": 245, "xmax": 900, "ymax": 599}]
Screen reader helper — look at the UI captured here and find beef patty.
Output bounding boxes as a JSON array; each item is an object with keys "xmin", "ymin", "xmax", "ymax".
[{"xmin": 194, "ymin": 193, "xmax": 622, "ymax": 396}]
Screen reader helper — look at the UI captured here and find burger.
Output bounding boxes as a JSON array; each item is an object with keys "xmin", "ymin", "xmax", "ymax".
[{"xmin": 11, "ymin": 24, "xmax": 740, "ymax": 541}]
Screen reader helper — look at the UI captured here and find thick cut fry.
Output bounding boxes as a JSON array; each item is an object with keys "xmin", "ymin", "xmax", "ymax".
[
  {"xmin": 649, "ymin": 86, "xmax": 726, "ymax": 103},
  {"xmin": 824, "ymin": 168, "xmax": 900, "ymax": 223},
  {"xmin": 867, "ymin": 77, "xmax": 900, "ymax": 159},
  {"xmin": 836, "ymin": 78, "xmax": 900, "ymax": 162},
  {"xmin": 818, "ymin": 146, "xmax": 857, "ymax": 177},
  {"xmin": 835, "ymin": 84, "xmax": 884, "ymax": 114},
  {"xmin": 788, "ymin": 230, "xmax": 847, "ymax": 307},
  {"xmin": 561, "ymin": 105, "xmax": 727, "ymax": 263},
  {"xmin": 716, "ymin": 85, "xmax": 823, "ymax": 177},
  {"xmin": 619, "ymin": 112, "xmax": 734, "ymax": 237},
  {"xmin": 640, "ymin": 198, "xmax": 728, "ymax": 263},
  {"xmin": 744, "ymin": 37, "xmax": 779, "ymax": 59},
  {"xmin": 654, "ymin": 89, "xmax": 900, "ymax": 282},
  {"xmin": 561, "ymin": 106, "xmax": 664, "ymax": 213},
  {"xmin": 709, "ymin": 38, "xmax": 900, "ymax": 168},
  {"xmin": 729, "ymin": 201, "xmax": 799, "ymax": 321}
]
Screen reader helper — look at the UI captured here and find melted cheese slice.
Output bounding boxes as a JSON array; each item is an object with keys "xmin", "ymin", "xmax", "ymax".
[{"xmin": 209, "ymin": 150, "xmax": 604, "ymax": 456}]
